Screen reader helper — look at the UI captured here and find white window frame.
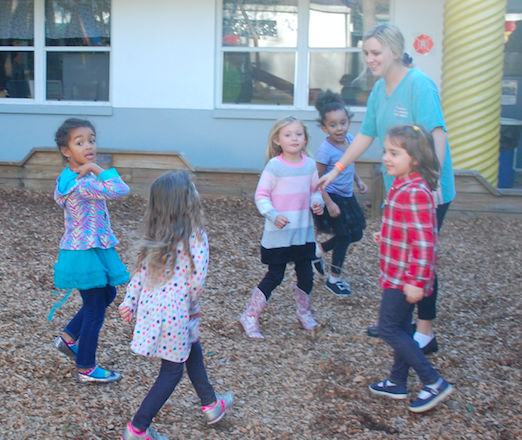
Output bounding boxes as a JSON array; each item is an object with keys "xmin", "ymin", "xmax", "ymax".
[
  {"xmin": 0, "ymin": 0, "xmax": 112, "ymax": 110},
  {"xmin": 215, "ymin": 0, "xmax": 378, "ymax": 113}
]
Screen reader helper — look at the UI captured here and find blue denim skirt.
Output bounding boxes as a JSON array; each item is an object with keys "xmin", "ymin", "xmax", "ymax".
[{"xmin": 54, "ymin": 247, "xmax": 129, "ymax": 290}]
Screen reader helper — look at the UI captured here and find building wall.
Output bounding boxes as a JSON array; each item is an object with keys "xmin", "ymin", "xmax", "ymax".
[{"xmin": 0, "ymin": 0, "xmax": 445, "ymax": 170}]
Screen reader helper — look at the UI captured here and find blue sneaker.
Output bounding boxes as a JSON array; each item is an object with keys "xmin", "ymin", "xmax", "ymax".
[
  {"xmin": 408, "ymin": 378, "xmax": 453, "ymax": 413},
  {"xmin": 369, "ymin": 379, "xmax": 408, "ymax": 400}
]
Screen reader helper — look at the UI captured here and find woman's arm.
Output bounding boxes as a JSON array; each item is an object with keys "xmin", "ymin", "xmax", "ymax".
[
  {"xmin": 431, "ymin": 127, "xmax": 447, "ymax": 166},
  {"xmin": 315, "ymin": 132, "xmax": 374, "ymax": 190}
]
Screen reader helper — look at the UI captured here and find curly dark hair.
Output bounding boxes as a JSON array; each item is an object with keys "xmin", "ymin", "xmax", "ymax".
[
  {"xmin": 314, "ymin": 89, "xmax": 353, "ymax": 126},
  {"xmin": 55, "ymin": 118, "xmax": 96, "ymax": 163}
]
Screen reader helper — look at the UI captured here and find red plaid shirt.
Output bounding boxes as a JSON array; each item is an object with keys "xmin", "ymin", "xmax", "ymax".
[{"xmin": 380, "ymin": 173, "xmax": 437, "ymax": 295}]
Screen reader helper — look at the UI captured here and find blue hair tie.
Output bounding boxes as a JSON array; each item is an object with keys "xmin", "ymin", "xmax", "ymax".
[{"xmin": 403, "ymin": 52, "xmax": 413, "ymax": 66}]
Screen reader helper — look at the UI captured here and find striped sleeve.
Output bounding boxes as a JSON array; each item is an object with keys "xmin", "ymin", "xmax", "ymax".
[{"xmin": 255, "ymin": 166, "xmax": 279, "ymax": 223}]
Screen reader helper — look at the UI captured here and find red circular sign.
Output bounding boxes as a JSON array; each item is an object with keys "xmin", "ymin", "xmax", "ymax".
[
  {"xmin": 413, "ymin": 34, "xmax": 434, "ymax": 55},
  {"xmin": 505, "ymin": 21, "xmax": 517, "ymax": 33}
]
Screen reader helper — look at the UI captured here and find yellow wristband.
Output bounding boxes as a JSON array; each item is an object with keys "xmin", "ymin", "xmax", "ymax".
[{"xmin": 334, "ymin": 162, "xmax": 345, "ymax": 172}]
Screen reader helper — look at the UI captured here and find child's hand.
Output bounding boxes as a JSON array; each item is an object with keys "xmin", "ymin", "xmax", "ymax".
[
  {"xmin": 72, "ymin": 163, "xmax": 104, "ymax": 179},
  {"xmin": 373, "ymin": 232, "xmax": 381, "ymax": 244},
  {"xmin": 274, "ymin": 214, "xmax": 290, "ymax": 229},
  {"xmin": 312, "ymin": 201, "xmax": 324, "ymax": 215},
  {"xmin": 403, "ymin": 284, "xmax": 424, "ymax": 304},
  {"xmin": 357, "ymin": 180, "xmax": 368, "ymax": 194},
  {"xmin": 119, "ymin": 305, "xmax": 133, "ymax": 322},
  {"xmin": 326, "ymin": 201, "xmax": 341, "ymax": 218}
]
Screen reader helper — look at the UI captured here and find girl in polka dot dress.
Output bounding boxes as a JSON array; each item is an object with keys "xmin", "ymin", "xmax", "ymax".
[{"xmin": 119, "ymin": 171, "xmax": 234, "ymax": 440}]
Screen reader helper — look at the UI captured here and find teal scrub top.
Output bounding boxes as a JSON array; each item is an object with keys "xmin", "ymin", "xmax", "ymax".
[{"xmin": 360, "ymin": 68, "xmax": 456, "ymax": 204}]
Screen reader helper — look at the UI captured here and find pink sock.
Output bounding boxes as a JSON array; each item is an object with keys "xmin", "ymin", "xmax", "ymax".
[
  {"xmin": 128, "ymin": 423, "xmax": 146, "ymax": 435},
  {"xmin": 66, "ymin": 340, "xmax": 76, "ymax": 346},
  {"xmin": 80, "ymin": 366, "xmax": 96, "ymax": 376},
  {"xmin": 202, "ymin": 400, "xmax": 218, "ymax": 412}
]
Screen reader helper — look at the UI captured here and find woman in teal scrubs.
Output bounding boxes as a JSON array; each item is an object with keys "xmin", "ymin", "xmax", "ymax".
[{"xmin": 317, "ymin": 23, "xmax": 455, "ymax": 354}]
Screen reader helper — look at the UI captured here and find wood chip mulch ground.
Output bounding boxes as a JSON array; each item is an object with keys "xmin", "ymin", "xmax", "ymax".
[{"xmin": 0, "ymin": 187, "xmax": 521, "ymax": 440}]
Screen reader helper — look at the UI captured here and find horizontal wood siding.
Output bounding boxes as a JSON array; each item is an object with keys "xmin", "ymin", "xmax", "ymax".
[{"xmin": 1, "ymin": 148, "xmax": 521, "ymax": 217}]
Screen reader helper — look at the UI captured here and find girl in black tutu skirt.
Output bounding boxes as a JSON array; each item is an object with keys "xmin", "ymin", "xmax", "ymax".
[{"xmin": 313, "ymin": 90, "xmax": 367, "ymax": 296}]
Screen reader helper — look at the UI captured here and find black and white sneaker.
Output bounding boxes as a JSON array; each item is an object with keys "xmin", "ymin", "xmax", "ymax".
[
  {"xmin": 312, "ymin": 258, "xmax": 325, "ymax": 275},
  {"xmin": 325, "ymin": 279, "xmax": 352, "ymax": 296}
]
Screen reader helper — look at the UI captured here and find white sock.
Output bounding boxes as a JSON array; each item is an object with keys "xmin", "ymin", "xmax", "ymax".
[
  {"xmin": 385, "ymin": 379, "xmax": 396, "ymax": 386},
  {"xmin": 417, "ymin": 378, "xmax": 443, "ymax": 399},
  {"xmin": 315, "ymin": 243, "xmax": 324, "ymax": 258},
  {"xmin": 413, "ymin": 332, "xmax": 434, "ymax": 349},
  {"xmin": 328, "ymin": 274, "xmax": 340, "ymax": 283}
]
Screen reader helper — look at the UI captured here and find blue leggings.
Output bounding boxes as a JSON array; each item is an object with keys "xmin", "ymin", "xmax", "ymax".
[{"xmin": 64, "ymin": 285, "xmax": 117, "ymax": 369}]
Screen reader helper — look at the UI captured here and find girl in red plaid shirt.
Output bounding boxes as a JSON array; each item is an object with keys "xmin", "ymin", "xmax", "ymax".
[{"xmin": 369, "ymin": 124, "xmax": 453, "ymax": 413}]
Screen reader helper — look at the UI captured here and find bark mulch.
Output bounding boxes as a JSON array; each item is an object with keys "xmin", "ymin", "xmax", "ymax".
[{"xmin": 0, "ymin": 187, "xmax": 521, "ymax": 439}]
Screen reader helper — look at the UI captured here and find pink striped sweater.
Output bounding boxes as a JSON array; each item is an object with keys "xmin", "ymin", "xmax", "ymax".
[{"xmin": 255, "ymin": 154, "xmax": 323, "ymax": 250}]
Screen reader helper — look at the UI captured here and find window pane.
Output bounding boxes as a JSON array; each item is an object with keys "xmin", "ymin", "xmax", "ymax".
[
  {"xmin": 0, "ymin": 0, "xmax": 34, "ymax": 46},
  {"xmin": 47, "ymin": 52, "xmax": 109, "ymax": 101},
  {"xmin": 309, "ymin": 52, "xmax": 376, "ymax": 106},
  {"xmin": 223, "ymin": 52, "xmax": 294, "ymax": 104},
  {"xmin": 45, "ymin": 0, "xmax": 110, "ymax": 46},
  {"xmin": 309, "ymin": 0, "xmax": 390, "ymax": 48},
  {"xmin": 0, "ymin": 51, "xmax": 34, "ymax": 98},
  {"xmin": 223, "ymin": 0, "xmax": 298, "ymax": 48}
]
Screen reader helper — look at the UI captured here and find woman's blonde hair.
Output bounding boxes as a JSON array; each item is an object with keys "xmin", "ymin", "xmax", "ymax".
[
  {"xmin": 363, "ymin": 23, "xmax": 413, "ymax": 68},
  {"xmin": 386, "ymin": 124, "xmax": 440, "ymax": 191},
  {"xmin": 133, "ymin": 170, "xmax": 204, "ymax": 286},
  {"xmin": 265, "ymin": 116, "xmax": 310, "ymax": 163}
]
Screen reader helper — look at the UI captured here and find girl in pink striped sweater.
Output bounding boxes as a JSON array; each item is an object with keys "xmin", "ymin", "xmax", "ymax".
[{"xmin": 240, "ymin": 116, "xmax": 324, "ymax": 339}]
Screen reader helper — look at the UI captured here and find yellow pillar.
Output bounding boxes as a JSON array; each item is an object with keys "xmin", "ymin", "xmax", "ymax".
[{"xmin": 442, "ymin": 0, "xmax": 507, "ymax": 186}]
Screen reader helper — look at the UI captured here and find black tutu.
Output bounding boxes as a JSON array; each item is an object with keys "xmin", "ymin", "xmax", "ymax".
[{"xmin": 314, "ymin": 192, "xmax": 366, "ymax": 241}]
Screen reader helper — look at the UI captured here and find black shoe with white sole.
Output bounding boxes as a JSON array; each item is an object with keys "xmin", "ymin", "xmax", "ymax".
[{"xmin": 325, "ymin": 279, "xmax": 352, "ymax": 296}]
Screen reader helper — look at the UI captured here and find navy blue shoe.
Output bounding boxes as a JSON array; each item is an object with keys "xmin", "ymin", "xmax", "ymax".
[
  {"xmin": 369, "ymin": 380, "xmax": 408, "ymax": 400},
  {"xmin": 408, "ymin": 378, "xmax": 453, "ymax": 413},
  {"xmin": 421, "ymin": 336, "xmax": 439, "ymax": 355},
  {"xmin": 312, "ymin": 258, "xmax": 325, "ymax": 275}
]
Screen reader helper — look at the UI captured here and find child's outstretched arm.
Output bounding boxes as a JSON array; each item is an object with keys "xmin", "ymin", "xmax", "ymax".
[{"xmin": 310, "ymin": 169, "xmax": 325, "ymax": 215}]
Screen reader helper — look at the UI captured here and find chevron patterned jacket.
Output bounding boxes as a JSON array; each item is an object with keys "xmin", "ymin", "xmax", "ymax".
[{"xmin": 55, "ymin": 167, "xmax": 130, "ymax": 250}]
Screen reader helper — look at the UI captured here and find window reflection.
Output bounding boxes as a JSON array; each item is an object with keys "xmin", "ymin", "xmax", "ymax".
[
  {"xmin": 223, "ymin": 0, "xmax": 298, "ymax": 48},
  {"xmin": 309, "ymin": 52, "xmax": 376, "ymax": 106},
  {"xmin": 45, "ymin": 0, "xmax": 111, "ymax": 47},
  {"xmin": 223, "ymin": 52, "xmax": 294, "ymax": 104},
  {"xmin": 309, "ymin": 0, "xmax": 390, "ymax": 48},
  {"xmin": 0, "ymin": 0, "xmax": 34, "ymax": 46},
  {"xmin": 0, "ymin": 51, "xmax": 34, "ymax": 98},
  {"xmin": 47, "ymin": 52, "xmax": 109, "ymax": 101}
]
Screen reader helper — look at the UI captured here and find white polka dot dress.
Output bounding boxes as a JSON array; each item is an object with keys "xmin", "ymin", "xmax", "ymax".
[{"xmin": 121, "ymin": 232, "xmax": 208, "ymax": 363}]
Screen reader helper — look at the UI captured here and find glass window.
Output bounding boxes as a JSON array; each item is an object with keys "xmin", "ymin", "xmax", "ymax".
[
  {"xmin": 0, "ymin": 0, "xmax": 35, "ymax": 99},
  {"xmin": 0, "ymin": 0, "xmax": 34, "ymax": 46},
  {"xmin": 219, "ymin": 0, "xmax": 390, "ymax": 108},
  {"xmin": 223, "ymin": 52, "xmax": 295, "ymax": 104},
  {"xmin": 223, "ymin": 0, "xmax": 298, "ymax": 48},
  {"xmin": 47, "ymin": 52, "xmax": 109, "ymax": 101},
  {"xmin": 309, "ymin": 52, "xmax": 376, "ymax": 106},
  {"xmin": 45, "ymin": 0, "xmax": 111, "ymax": 46}
]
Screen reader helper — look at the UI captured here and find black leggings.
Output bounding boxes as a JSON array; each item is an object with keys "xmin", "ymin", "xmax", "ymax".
[
  {"xmin": 417, "ymin": 201, "xmax": 451, "ymax": 321},
  {"xmin": 321, "ymin": 235, "xmax": 351, "ymax": 275},
  {"xmin": 258, "ymin": 259, "xmax": 313, "ymax": 301}
]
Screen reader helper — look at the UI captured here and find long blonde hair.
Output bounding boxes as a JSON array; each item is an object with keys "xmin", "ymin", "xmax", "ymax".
[
  {"xmin": 134, "ymin": 170, "xmax": 204, "ymax": 285},
  {"xmin": 386, "ymin": 124, "xmax": 440, "ymax": 191},
  {"xmin": 265, "ymin": 116, "xmax": 310, "ymax": 163}
]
